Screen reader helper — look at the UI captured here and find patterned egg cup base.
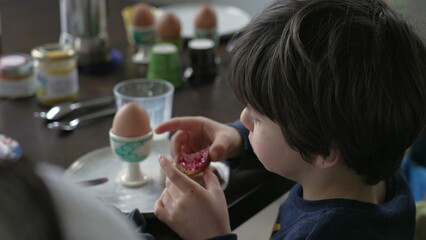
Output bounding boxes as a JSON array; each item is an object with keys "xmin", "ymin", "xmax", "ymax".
[{"xmin": 109, "ymin": 130, "xmax": 153, "ymax": 188}]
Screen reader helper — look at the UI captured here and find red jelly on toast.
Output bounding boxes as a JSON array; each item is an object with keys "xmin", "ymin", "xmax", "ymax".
[{"xmin": 176, "ymin": 147, "xmax": 210, "ymax": 177}]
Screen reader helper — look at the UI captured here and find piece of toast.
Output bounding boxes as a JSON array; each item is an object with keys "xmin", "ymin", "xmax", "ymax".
[{"xmin": 175, "ymin": 147, "xmax": 210, "ymax": 177}]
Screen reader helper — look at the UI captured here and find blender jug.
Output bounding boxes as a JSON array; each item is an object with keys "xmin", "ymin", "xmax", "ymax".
[{"xmin": 59, "ymin": 0, "xmax": 111, "ymax": 67}]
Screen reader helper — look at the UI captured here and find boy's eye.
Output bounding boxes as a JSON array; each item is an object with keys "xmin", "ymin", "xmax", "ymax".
[{"xmin": 251, "ymin": 115, "xmax": 260, "ymax": 124}]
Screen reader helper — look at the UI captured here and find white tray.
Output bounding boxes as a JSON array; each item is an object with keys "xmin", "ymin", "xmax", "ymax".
[
  {"xmin": 156, "ymin": 3, "xmax": 251, "ymax": 39},
  {"xmin": 65, "ymin": 139, "xmax": 229, "ymax": 213}
]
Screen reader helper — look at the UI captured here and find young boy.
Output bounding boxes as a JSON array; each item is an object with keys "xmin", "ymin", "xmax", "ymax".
[{"xmin": 154, "ymin": 0, "xmax": 426, "ymax": 239}]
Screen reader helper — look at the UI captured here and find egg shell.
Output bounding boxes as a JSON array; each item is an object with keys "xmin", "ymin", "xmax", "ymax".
[
  {"xmin": 194, "ymin": 5, "xmax": 217, "ymax": 29},
  {"xmin": 131, "ymin": 3, "xmax": 155, "ymax": 27},
  {"xmin": 112, "ymin": 102, "xmax": 151, "ymax": 138},
  {"xmin": 156, "ymin": 12, "xmax": 181, "ymax": 39}
]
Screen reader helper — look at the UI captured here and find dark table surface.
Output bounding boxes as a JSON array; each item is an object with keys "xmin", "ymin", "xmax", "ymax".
[{"xmin": 0, "ymin": 0, "xmax": 294, "ymax": 239}]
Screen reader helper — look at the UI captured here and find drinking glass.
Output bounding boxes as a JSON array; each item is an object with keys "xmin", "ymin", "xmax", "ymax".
[{"xmin": 113, "ymin": 79, "xmax": 174, "ymax": 140}]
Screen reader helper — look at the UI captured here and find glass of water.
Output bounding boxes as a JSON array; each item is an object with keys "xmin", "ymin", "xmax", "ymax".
[{"xmin": 113, "ymin": 79, "xmax": 174, "ymax": 140}]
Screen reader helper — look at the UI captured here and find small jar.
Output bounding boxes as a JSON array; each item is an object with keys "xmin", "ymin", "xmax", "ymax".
[
  {"xmin": 31, "ymin": 43, "xmax": 79, "ymax": 106},
  {"xmin": 0, "ymin": 53, "xmax": 35, "ymax": 98}
]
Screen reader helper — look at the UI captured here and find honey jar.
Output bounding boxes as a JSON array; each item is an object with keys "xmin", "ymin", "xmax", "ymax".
[{"xmin": 31, "ymin": 43, "xmax": 79, "ymax": 106}]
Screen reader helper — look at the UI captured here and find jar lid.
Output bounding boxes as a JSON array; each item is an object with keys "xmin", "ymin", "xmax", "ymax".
[
  {"xmin": 152, "ymin": 43, "xmax": 178, "ymax": 54},
  {"xmin": 188, "ymin": 38, "xmax": 215, "ymax": 50},
  {"xmin": 31, "ymin": 43, "xmax": 76, "ymax": 60},
  {"xmin": 0, "ymin": 54, "xmax": 33, "ymax": 78}
]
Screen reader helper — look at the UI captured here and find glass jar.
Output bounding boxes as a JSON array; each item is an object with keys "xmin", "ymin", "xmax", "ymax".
[
  {"xmin": 0, "ymin": 53, "xmax": 35, "ymax": 98},
  {"xmin": 31, "ymin": 43, "xmax": 79, "ymax": 106}
]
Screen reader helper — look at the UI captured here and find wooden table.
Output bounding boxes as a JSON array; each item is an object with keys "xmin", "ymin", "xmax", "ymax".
[{"xmin": 0, "ymin": 0, "xmax": 294, "ymax": 239}]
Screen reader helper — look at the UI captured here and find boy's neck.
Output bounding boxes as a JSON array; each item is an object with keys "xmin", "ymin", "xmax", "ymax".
[{"xmin": 300, "ymin": 168, "xmax": 387, "ymax": 204}]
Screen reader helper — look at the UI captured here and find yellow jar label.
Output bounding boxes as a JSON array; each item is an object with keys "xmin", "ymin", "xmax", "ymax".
[{"xmin": 46, "ymin": 50, "xmax": 70, "ymax": 59}]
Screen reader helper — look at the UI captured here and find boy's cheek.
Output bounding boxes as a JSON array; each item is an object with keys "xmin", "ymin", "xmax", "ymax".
[
  {"xmin": 248, "ymin": 132, "xmax": 253, "ymax": 145},
  {"xmin": 249, "ymin": 135, "xmax": 262, "ymax": 158}
]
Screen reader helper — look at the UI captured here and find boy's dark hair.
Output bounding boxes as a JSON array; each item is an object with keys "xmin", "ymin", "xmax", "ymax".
[{"xmin": 229, "ymin": 0, "xmax": 426, "ymax": 185}]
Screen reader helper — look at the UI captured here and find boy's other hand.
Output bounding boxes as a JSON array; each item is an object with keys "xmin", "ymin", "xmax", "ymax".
[
  {"xmin": 154, "ymin": 155, "xmax": 231, "ymax": 240},
  {"xmin": 155, "ymin": 117, "xmax": 242, "ymax": 162}
]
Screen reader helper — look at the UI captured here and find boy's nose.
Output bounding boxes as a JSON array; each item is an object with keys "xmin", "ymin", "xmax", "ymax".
[{"xmin": 240, "ymin": 108, "xmax": 253, "ymax": 131}]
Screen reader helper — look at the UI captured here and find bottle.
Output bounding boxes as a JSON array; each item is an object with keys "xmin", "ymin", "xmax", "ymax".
[{"xmin": 31, "ymin": 43, "xmax": 79, "ymax": 106}]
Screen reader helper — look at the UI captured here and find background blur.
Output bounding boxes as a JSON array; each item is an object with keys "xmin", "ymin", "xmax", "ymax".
[{"xmin": 142, "ymin": 0, "xmax": 425, "ymax": 38}]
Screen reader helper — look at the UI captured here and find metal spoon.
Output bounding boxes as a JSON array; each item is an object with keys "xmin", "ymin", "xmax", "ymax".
[
  {"xmin": 35, "ymin": 96, "xmax": 115, "ymax": 121},
  {"xmin": 47, "ymin": 108, "xmax": 116, "ymax": 131}
]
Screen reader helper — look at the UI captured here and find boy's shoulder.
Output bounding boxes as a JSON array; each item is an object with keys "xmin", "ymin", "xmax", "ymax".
[{"xmin": 273, "ymin": 172, "xmax": 415, "ymax": 240}]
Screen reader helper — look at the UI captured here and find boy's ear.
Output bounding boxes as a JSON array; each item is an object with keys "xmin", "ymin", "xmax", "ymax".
[{"xmin": 312, "ymin": 147, "xmax": 340, "ymax": 169}]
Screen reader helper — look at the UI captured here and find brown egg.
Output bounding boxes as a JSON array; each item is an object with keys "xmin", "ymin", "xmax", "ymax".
[
  {"xmin": 156, "ymin": 12, "xmax": 181, "ymax": 39},
  {"xmin": 112, "ymin": 102, "xmax": 151, "ymax": 138},
  {"xmin": 131, "ymin": 3, "xmax": 155, "ymax": 27},
  {"xmin": 194, "ymin": 5, "xmax": 217, "ymax": 29}
]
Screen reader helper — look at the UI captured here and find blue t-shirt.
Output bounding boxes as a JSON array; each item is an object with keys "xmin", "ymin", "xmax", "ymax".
[
  {"xmin": 272, "ymin": 171, "xmax": 414, "ymax": 240},
  {"xmin": 209, "ymin": 121, "xmax": 415, "ymax": 240}
]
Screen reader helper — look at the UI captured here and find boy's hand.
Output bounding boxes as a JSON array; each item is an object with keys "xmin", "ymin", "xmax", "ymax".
[
  {"xmin": 154, "ymin": 155, "xmax": 231, "ymax": 240},
  {"xmin": 155, "ymin": 116, "xmax": 242, "ymax": 162}
]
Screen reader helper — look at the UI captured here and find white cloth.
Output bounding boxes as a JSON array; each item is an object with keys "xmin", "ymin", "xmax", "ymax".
[{"xmin": 36, "ymin": 163, "xmax": 142, "ymax": 240}]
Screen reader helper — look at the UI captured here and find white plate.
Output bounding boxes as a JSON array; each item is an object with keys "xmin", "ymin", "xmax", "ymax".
[
  {"xmin": 156, "ymin": 3, "xmax": 251, "ymax": 39},
  {"xmin": 65, "ymin": 139, "xmax": 230, "ymax": 213}
]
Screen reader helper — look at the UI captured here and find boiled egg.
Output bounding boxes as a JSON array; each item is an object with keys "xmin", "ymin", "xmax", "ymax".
[
  {"xmin": 111, "ymin": 102, "xmax": 151, "ymax": 138},
  {"xmin": 194, "ymin": 5, "xmax": 217, "ymax": 29},
  {"xmin": 131, "ymin": 2, "xmax": 155, "ymax": 27},
  {"xmin": 156, "ymin": 12, "xmax": 181, "ymax": 39}
]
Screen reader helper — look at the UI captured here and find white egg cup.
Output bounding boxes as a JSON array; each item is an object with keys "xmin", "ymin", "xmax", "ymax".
[{"xmin": 109, "ymin": 129, "xmax": 153, "ymax": 187}]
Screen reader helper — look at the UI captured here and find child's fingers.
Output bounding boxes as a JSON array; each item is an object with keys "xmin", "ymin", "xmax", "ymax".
[
  {"xmin": 161, "ymin": 188, "xmax": 174, "ymax": 209},
  {"xmin": 203, "ymin": 167, "xmax": 222, "ymax": 191},
  {"xmin": 155, "ymin": 117, "xmax": 202, "ymax": 134},
  {"xmin": 170, "ymin": 131, "xmax": 190, "ymax": 156},
  {"xmin": 165, "ymin": 178, "xmax": 184, "ymax": 199},
  {"xmin": 154, "ymin": 195, "xmax": 169, "ymax": 220},
  {"xmin": 209, "ymin": 127, "xmax": 239, "ymax": 162},
  {"xmin": 209, "ymin": 144, "xmax": 226, "ymax": 162},
  {"xmin": 158, "ymin": 155, "xmax": 198, "ymax": 193}
]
